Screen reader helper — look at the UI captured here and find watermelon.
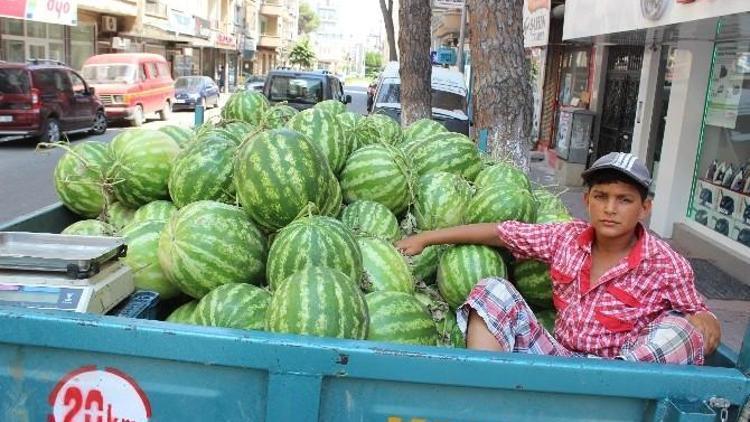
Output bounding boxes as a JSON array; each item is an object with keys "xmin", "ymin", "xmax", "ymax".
[
  {"xmin": 368, "ymin": 113, "xmax": 402, "ymax": 144},
  {"xmin": 266, "ymin": 216, "xmax": 362, "ymax": 291},
  {"xmin": 340, "ymin": 200, "xmax": 400, "ymax": 241},
  {"xmin": 221, "ymin": 90, "xmax": 269, "ymax": 126},
  {"xmin": 365, "ymin": 291, "xmax": 438, "ymax": 345},
  {"xmin": 437, "ymin": 311, "xmax": 465, "ymax": 348},
  {"xmin": 358, "ymin": 237, "xmax": 414, "ymax": 293},
  {"xmin": 121, "ymin": 219, "xmax": 181, "ymax": 299},
  {"xmin": 106, "ymin": 202, "xmax": 136, "ymax": 229},
  {"xmin": 340, "ymin": 144, "xmax": 411, "ymax": 215},
  {"xmin": 288, "ymin": 108, "xmax": 350, "ymax": 174},
  {"xmin": 132, "ymin": 200, "xmax": 176, "ymax": 224},
  {"xmin": 220, "ymin": 121, "xmax": 257, "ymax": 144},
  {"xmin": 409, "ymin": 245, "xmax": 447, "ymax": 284},
  {"xmin": 512, "ymin": 259, "xmax": 553, "ymax": 309},
  {"xmin": 166, "ymin": 300, "xmax": 199, "ymax": 324},
  {"xmin": 62, "ymin": 220, "xmax": 116, "ymax": 236},
  {"xmin": 437, "ymin": 245, "xmax": 507, "ymax": 308},
  {"xmin": 108, "ymin": 129, "xmax": 181, "ymax": 208},
  {"xmin": 403, "ymin": 118, "xmax": 447, "ymax": 144},
  {"xmin": 535, "ymin": 309, "xmax": 556, "ymax": 332},
  {"xmin": 158, "ymin": 201, "xmax": 267, "ymax": 298},
  {"xmin": 349, "ymin": 117, "xmax": 381, "ymax": 151},
  {"xmin": 168, "ymin": 134, "xmax": 238, "ymax": 208},
  {"xmin": 262, "ymin": 104, "xmax": 298, "ymax": 129},
  {"xmin": 473, "ymin": 162, "xmax": 532, "ymax": 191},
  {"xmin": 533, "ymin": 187, "xmax": 572, "ymax": 223},
  {"xmin": 402, "ymin": 132, "xmax": 482, "ymax": 181},
  {"xmin": 265, "ymin": 266, "xmax": 368, "ymax": 340},
  {"xmin": 53, "ymin": 141, "xmax": 111, "ymax": 218},
  {"xmin": 321, "ymin": 175, "xmax": 343, "ymax": 216},
  {"xmin": 234, "ymin": 129, "xmax": 338, "ymax": 232},
  {"xmin": 413, "ymin": 172, "xmax": 472, "ymax": 230},
  {"xmin": 158, "ymin": 125, "xmax": 193, "ymax": 148},
  {"xmin": 467, "ymin": 185, "xmax": 536, "ymax": 224},
  {"xmin": 338, "ymin": 111, "xmax": 363, "ymax": 132},
  {"xmin": 314, "ymin": 99, "xmax": 346, "ymax": 116},
  {"xmin": 194, "ymin": 126, "xmax": 244, "ymax": 146},
  {"xmin": 194, "ymin": 283, "xmax": 271, "ymax": 330}
]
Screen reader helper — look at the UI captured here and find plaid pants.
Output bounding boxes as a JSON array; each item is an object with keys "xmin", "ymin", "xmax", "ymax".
[{"xmin": 456, "ymin": 278, "xmax": 704, "ymax": 365}]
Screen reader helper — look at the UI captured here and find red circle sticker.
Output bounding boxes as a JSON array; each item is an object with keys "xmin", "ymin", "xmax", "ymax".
[{"xmin": 48, "ymin": 366, "xmax": 151, "ymax": 422}]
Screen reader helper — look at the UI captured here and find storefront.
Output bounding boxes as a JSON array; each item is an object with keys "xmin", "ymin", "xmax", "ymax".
[{"xmin": 563, "ymin": 0, "xmax": 750, "ymax": 278}]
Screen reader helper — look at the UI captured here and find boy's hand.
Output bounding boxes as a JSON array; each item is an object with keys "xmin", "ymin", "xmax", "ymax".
[
  {"xmin": 395, "ymin": 235, "xmax": 426, "ymax": 256},
  {"xmin": 687, "ymin": 312, "xmax": 721, "ymax": 355}
]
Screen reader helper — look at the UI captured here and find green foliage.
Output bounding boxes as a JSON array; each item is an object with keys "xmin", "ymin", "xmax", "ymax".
[
  {"xmin": 298, "ymin": 2, "xmax": 320, "ymax": 35},
  {"xmin": 289, "ymin": 38, "xmax": 316, "ymax": 70},
  {"xmin": 365, "ymin": 51, "xmax": 384, "ymax": 78}
]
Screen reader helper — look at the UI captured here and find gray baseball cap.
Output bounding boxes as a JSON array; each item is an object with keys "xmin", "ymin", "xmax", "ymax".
[{"xmin": 581, "ymin": 152, "xmax": 652, "ymax": 189}]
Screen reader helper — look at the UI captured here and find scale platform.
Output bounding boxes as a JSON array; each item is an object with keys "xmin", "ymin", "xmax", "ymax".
[{"xmin": 0, "ymin": 232, "xmax": 134, "ymax": 314}]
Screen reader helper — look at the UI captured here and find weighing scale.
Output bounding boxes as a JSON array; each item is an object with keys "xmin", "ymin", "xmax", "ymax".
[{"xmin": 0, "ymin": 232, "xmax": 134, "ymax": 314}]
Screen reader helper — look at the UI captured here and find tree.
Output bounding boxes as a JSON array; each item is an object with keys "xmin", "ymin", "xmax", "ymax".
[
  {"xmin": 365, "ymin": 51, "xmax": 383, "ymax": 78},
  {"xmin": 379, "ymin": 0, "xmax": 398, "ymax": 61},
  {"xmin": 467, "ymin": 0, "xmax": 533, "ymax": 171},
  {"xmin": 289, "ymin": 38, "xmax": 316, "ymax": 70},
  {"xmin": 398, "ymin": 0, "xmax": 431, "ymax": 126},
  {"xmin": 298, "ymin": 2, "xmax": 319, "ymax": 35}
]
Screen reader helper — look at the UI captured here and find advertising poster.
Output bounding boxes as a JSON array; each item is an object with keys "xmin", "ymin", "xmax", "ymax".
[
  {"xmin": 706, "ymin": 43, "xmax": 743, "ymax": 129},
  {"xmin": 0, "ymin": 0, "xmax": 77, "ymax": 26},
  {"xmin": 523, "ymin": 0, "xmax": 550, "ymax": 48}
]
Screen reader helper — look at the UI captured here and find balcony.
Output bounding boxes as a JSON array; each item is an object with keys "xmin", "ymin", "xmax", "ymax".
[
  {"xmin": 260, "ymin": 0, "xmax": 284, "ymax": 17},
  {"xmin": 258, "ymin": 34, "xmax": 282, "ymax": 49}
]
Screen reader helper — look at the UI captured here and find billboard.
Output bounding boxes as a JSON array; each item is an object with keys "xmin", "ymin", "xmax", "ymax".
[
  {"xmin": 523, "ymin": 0, "xmax": 551, "ymax": 48},
  {"xmin": 0, "ymin": 0, "xmax": 78, "ymax": 26}
]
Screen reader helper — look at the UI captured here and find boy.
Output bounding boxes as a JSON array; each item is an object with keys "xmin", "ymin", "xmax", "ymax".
[{"xmin": 397, "ymin": 152, "xmax": 721, "ymax": 364}]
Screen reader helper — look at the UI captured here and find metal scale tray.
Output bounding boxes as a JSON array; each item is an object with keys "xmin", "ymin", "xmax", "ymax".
[{"xmin": 0, "ymin": 232, "xmax": 127, "ymax": 279}]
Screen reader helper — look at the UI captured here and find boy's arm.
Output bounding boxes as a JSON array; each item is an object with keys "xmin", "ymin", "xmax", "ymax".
[
  {"xmin": 396, "ymin": 223, "xmax": 506, "ymax": 255},
  {"xmin": 667, "ymin": 266, "xmax": 721, "ymax": 355}
]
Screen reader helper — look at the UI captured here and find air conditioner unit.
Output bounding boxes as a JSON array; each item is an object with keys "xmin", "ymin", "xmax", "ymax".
[
  {"xmin": 102, "ymin": 16, "xmax": 117, "ymax": 33},
  {"xmin": 112, "ymin": 37, "xmax": 131, "ymax": 50}
]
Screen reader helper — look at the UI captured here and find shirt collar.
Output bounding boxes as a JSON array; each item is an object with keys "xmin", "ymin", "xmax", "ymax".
[{"xmin": 576, "ymin": 222, "xmax": 648, "ymax": 268}]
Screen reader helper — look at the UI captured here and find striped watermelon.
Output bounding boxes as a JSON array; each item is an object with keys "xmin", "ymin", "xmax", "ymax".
[
  {"xmin": 132, "ymin": 200, "xmax": 176, "ymax": 224},
  {"xmin": 322, "ymin": 175, "xmax": 343, "ymax": 216},
  {"xmin": 195, "ymin": 126, "xmax": 245, "ymax": 146},
  {"xmin": 105, "ymin": 202, "xmax": 136, "ymax": 229},
  {"xmin": 403, "ymin": 118, "xmax": 447, "ymax": 144},
  {"xmin": 512, "ymin": 259, "xmax": 553, "ymax": 309},
  {"xmin": 340, "ymin": 200, "xmax": 400, "ymax": 241},
  {"xmin": 234, "ymin": 129, "xmax": 338, "ymax": 232},
  {"xmin": 438, "ymin": 311, "xmax": 465, "ymax": 348},
  {"xmin": 166, "ymin": 300, "xmax": 199, "ymax": 324},
  {"xmin": 121, "ymin": 219, "xmax": 181, "ymax": 299},
  {"xmin": 340, "ymin": 144, "xmax": 411, "ymax": 215},
  {"xmin": 349, "ymin": 117, "xmax": 382, "ymax": 151},
  {"xmin": 261, "ymin": 104, "xmax": 298, "ymax": 129},
  {"xmin": 402, "ymin": 132, "xmax": 481, "ymax": 181},
  {"xmin": 266, "ymin": 216, "xmax": 362, "ymax": 291},
  {"xmin": 158, "ymin": 125, "xmax": 193, "ymax": 148},
  {"xmin": 473, "ymin": 162, "xmax": 532, "ymax": 191},
  {"xmin": 413, "ymin": 172, "xmax": 472, "ymax": 230},
  {"xmin": 53, "ymin": 141, "xmax": 111, "ymax": 218},
  {"xmin": 158, "ymin": 201, "xmax": 267, "ymax": 298},
  {"xmin": 265, "ymin": 266, "xmax": 369, "ymax": 340},
  {"xmin": 368, "ymin": 113, "xmax": 402, "ymax": 144},
  {"xmin": 535, "ymin": 309, "xmax": 556, "ymax": 332},
  {"xmin": 288, "ymin": 108, "xmax": 351, "ymax": 174},
  {"xmin": 358, "ymin": 237, "xmax": 414, "ymax": 293},
  {"xmin": 194, "ymin": 283, "xmax": 271, "ymax": 330},
  {"xmin": 168, "ymin": 134, "xmax": 238, "ymax": 208},
  {"xmin": 338, "ymin": 111, "xmax": 363, "ymax": 132},
  {"xmin": 365, "ymin": 291, "xmax": 438, "ymax": 345},
  {"xmin": 221, "ymin": 90, "xmax": 269, "ymax": 126},
  {"xmin": 467, "ymin": 185, "xmax": 536, "ymax": 224},
  {"xmin": 409, "ymin": 245, "xmax": 447, "ymax": 284},
  {"xmin": 533, "ymin": 187, "xmax": 572, "ymax": 223},
  {"xmin": 62, "ymin": 220, "xmax": 116, "ymax": 236},
  {"xmin": 314, "ymin": 99, "xmax": 347, "ymax": 116},
  {"xmin": 108, "ymin": 129, "xmax": 181, "ymax": 208},
  {"xmin": 219, "ymin": 121, "xmax": 257, "ymax": 144},
  {"xmin": 437, "ymin": 245, "xmax": 507, "ymax": 308}
]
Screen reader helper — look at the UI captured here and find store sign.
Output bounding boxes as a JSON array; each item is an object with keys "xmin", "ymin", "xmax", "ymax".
[
  {"xmin": 194, "ymin": 17, "xmax": 211, "ymax": 39},
  {"xmin": 215, "ymin": 32, "xmax": 237, "ymax": 49},
  {"xmin": 523, "ymin": 0, "xmax": 550, "ymax": 48},
  {"xmin": 168, "ymin": 8, "xmax": 195, "ymax": 36},
  {"xmin": 0, "ymin": 0, "xmax": 78, "ymax": 26},
  {"xmin": 433, "ymin": 0, "xmax": 463, "ymax": 9}
]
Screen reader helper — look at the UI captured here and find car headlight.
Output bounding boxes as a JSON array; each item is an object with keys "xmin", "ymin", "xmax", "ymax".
[{"xmin": 113, "ymin": 95, "xmax": 125, "ymax": 103}]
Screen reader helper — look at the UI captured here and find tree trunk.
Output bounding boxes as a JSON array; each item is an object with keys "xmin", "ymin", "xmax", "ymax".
[
  {"xmin": 398, "ymin": 0, "xmax": 432, "ymax": 127},
  {"xmin": 379, "ymin": 0, "xmax": 399, "ymax": 61},
  {"xmin": 466, "ymin": 0, "xmax": 533, "ymax": 172}
]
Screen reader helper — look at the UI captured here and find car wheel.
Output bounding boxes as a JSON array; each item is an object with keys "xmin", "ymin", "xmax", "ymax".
[
  {"xmin": 159, "ymin": 101, "xmax": 172, "ymax": 121},
  {"xmin": 130, "ymin": 105, "xmax": 145, "ymax": 127},
  {"xmin": 40, "ymin": 118, "xmax": 61, "ymax": 143},
  {"xmin": 90, "ymin": 110, "xmax": 107, "ymax": 135}
]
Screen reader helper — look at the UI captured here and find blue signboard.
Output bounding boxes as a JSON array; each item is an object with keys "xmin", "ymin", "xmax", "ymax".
[{"xmin": 436, "ymin": 47, "xmax": 457, "ymax": 66}]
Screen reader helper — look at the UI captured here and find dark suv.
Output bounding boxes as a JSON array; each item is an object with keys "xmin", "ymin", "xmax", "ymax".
[
  {"xmin": 0, "ymin": 60, "xmax": 107, "ymax": 143},
  {"xmin": 263, "ymin": 69, "xmax": 351, "ymax": 111}
]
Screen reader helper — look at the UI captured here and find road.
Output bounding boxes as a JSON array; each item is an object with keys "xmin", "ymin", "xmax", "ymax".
[{"xmin": 0, "ymin": 89, "xmax": 368, "ymax": 226}]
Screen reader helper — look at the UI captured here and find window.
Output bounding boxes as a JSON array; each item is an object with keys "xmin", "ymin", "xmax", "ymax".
[
  {"xmin": 2, "ymin": 40, "xmax": 25, "ymax": 63},
  {"xmin": 158, "ymin": 62, "xmax": 171, "ymax": 79},
  {"xmin": 81, "ymin": 64, "xmax": 137, "ymax": 84},
  {"xmin": 140, "ymin": 65, "xmax": 147, "ymax": 81},
  {"xmin": 27, "ymin": 21, "xmax": 46, "ymax": 38},
  {"xmin": 33, "ymin": 70, "xmax": 59, "ymax": 94},
  {"xmin": 558, "ymin": 48, "xmax": 591, "ymax": 106},
  {"xmin": 1, "ymin": 19, "xmax": 24, "ymax": 36},
  {"xmin": 269, "ymin": 76, "xmax": 323, "ymax": 103},
  {"xmin": 0, "ymin": 69, "xmax": 30, "ymax": 94},
  {"xmin": 69, "ymin": 72, "xmax": 87, "ymax": 95},
  {"xmin": 147, "ymin": 63, "xmax": 158, "ymax": 78}
]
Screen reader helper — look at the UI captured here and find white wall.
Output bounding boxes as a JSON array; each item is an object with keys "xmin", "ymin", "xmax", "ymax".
[{"xmin": 629, "ymin": 46, "xmax": 662, "ymax": 161}]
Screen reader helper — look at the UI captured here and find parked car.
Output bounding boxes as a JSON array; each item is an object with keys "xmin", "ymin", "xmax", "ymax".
[
  {"xmin": 244, "ymin": 74, "xmax": 266, "ymax": 92},
  {"xmin": 371, "ymin": 61, "xmax": 470, "ymax": 135},
  {"xmin": 173, "ymin": 76, "xmax": 220, "ymax": 110},
  {"xmin": 81, "ymin": 53, "xmax": 175, "ymax": 127},
  {"xmin": 263, "ymin": 69, "xmax": 351, "ymax": 111},
  {"xmin": 0, "ymin": 60, "xmax": 107, "ymax": 143}
]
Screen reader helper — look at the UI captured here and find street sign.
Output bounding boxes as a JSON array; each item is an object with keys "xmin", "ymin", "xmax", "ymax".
[
  {"xmin": 436, "ymin": 47, "xmax": 457, "ymax": 66},
  {"xmin": 433, "ymin": 0, "xmax": 464, "ymax": 9}
]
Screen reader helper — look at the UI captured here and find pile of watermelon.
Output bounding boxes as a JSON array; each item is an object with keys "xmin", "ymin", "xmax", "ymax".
[{"xmin": 52, "ymin": 89, "xmax": 572, "ymax": 347}]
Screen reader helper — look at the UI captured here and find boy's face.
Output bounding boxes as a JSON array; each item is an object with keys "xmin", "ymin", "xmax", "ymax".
[{"xmin": 583, "ymin": 181, "xmax": 652, "ymax": 240}]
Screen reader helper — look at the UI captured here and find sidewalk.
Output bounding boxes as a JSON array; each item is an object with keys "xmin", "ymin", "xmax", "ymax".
[{"xmin": 529, "ymin": 154, "xmax": 750, "ymax": 353}]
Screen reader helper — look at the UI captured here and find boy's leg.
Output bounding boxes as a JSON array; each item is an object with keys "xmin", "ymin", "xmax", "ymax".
[
  {"xmin": 616, "ymin": 311, "xmax": 705, "ymax": 365},
  {"xmin": 457, "ymin": 277, "xmax": 575, "ymax": 357}
]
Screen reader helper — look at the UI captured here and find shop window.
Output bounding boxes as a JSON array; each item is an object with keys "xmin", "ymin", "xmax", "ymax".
[
  {"xmin": 27, "ymin": 21, "xmax": 46, "ymax": 38},
  {"xmin": 688, "ymin": 40, "xmax": 750, "ymax": 248},
  {"xmin": 559, "ymin": 48, "xmax": 591, "ymax": 106},
  {"xmin": 2, "ymin": 40, "xmax": 25, "ymax": 63},
  {"xmin": 2, "ymin": 19, "xmax": 24, "ymax": 36},
  {"xmin": 71, "ymin": 43, "xmax": 94, "ymax": 71},
  {"xmin": 48, "ymin": 24, "xmax": 63, "ymax": 39}
]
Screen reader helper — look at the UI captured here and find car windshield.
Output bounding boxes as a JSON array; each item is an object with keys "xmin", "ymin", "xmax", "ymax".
[
  {"xmin": 0, "ymin": 69, "xmax": 30, "ymax": 94},
  {"xmin": 269, "ymin": 76, "xmax": 323, "ymax": 104},
  {"xmin": 176, "ymin": 77, "xmax": 204, "ymax": 90},
  {"xmin": 376, "ymin": 82, "xmax": 466, "ymax": 112},
  {"xmin": 81, "ymin": 64, "xmax": 136, "ymax": 84}
]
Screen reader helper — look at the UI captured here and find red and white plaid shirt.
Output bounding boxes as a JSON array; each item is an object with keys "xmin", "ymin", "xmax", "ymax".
[{"xmin": 497, "ymin": 220, "xmax": 709, "ymax": 358}]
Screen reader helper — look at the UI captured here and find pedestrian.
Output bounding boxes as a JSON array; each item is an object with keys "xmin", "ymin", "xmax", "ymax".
[
  {"xmin": 218, "ymin": 65, "xmax": 225, "ymax": 92},
  {"xmin": 396, "ymin": 152, "xmax": 721, "ymax": 365}
]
